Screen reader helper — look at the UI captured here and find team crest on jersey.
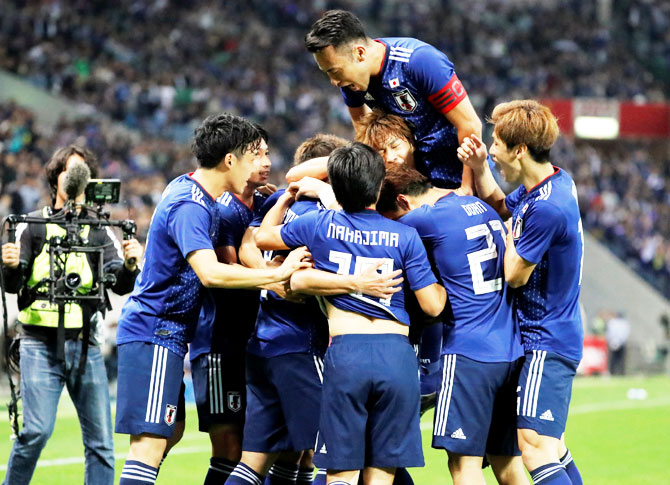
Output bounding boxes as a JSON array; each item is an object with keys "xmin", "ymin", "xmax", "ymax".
[
  {"xmin": 512, "ymin": 216, "xmax": 524, "ymax": 240},
  {"xmin": 392, "ymin": 89, "xmax": 417, "ymax": 112},
  {"xmin": 227, "ymin": 391, "xmax": 242, "ymax": 412},
  {"xmin": 164, "ymin": 404, "xmax": 177, "ymax": 426}
]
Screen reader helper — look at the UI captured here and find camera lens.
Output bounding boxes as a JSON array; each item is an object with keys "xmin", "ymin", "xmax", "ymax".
[{"xmin": 64, "ymin": 272, "xmax": 82, "ymax": 291}]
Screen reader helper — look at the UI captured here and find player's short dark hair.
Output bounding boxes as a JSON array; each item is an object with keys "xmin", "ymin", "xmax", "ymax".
[
  {"xmin": 305, "ymin": 10, "xmax": 367, "ymax": 53},
  {"xmin": 45, "ymin": 145, "xmax": 99, "ymax": 202},
  {"xmin": 293, "ymin": 133, "xmax": 349, "ymax": 166},
  {"xmin": 377, "ymin": 165, "xmax": 431, "ymax": 214},
  {"xmin": 192, "ymin": 113, "xmax": 265, "ymax": 169},
  {"xmin": 327, "ymin": 142, "xmax": 385, "ymax": 212}
]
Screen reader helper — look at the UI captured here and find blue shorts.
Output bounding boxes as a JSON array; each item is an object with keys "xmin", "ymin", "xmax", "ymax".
[
  {"xmin": 517, "ymin": 350, "xmax": 579, "ymax": 439},
  {"xmin": 115, "ymin": 342, "xmax": 184, "ymax": 437},
  {"xmin": 314, "ymin": 334, "xmax": 423, "ymax": 470},
  {"xmin": 242, "ymin": 352, "xmax": 323, "ymax": 453},
  {"xmin": 191, "ymin": 346, "xmax": 246, "ymax": 432},
  {"xmin": 432, "ymin": 354, "xmax": 522, "ymax": 456}
]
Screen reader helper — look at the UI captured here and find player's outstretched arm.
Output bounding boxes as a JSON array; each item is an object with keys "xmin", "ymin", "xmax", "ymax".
[
  {"xmin": 187, "ymin": 246, "xmax": 311, "ymax": 289},
  {"xmin": 255, "ymin": 191, "xmax": 295, "ymax": 251},
  {"xmin": 413, "ymin": 283, "xmax": 447, "ymax": 317},
  {"xmin": 457, "ymin": 135, "xmax": 511, "ymax": 219},
  {"xmin": 290, "ymin": 261, "xmax": 403, "ymax": 299},
  {"xmin": 285, "ymin": 156, "xmax": 329, "ymax": 183}
]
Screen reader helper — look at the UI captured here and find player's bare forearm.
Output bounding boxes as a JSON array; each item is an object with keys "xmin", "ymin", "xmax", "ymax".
[
  {"xmin": 285, "ymin": 157, "xmax": 329, "ymax": 183},
  {"xmin": 348, "ymin": 105, "xmax": 371, "ymax": 127},
  {"xmin": 255, "ymin": 192, "xmax": 294, "ymax": 251},
  {"xmin": 290, "ymin": 268, "xmax": 360, "ymax": 296},
  {"xmin": 472, "ymin": 164, "xmax": 510, "ymax": 218},
  {"xmin": 504, "ymin": 234, "xmax": 536, "ymax": 288},
  {"xmin": 414, "ymin": 283, "xmax": 447, "ymax": 317},
  {"xmin": 188, "ymin": 247, "xmax": 311, "ymax": 289},
  {"xmin": 239, "ymin": 227, "xmax": 269, "ymax": 269}
]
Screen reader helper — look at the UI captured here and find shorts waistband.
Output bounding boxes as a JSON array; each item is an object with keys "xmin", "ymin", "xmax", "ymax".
[{"xmin": 330, "ymin": 333, "xmax": 410, "ymax": 345}]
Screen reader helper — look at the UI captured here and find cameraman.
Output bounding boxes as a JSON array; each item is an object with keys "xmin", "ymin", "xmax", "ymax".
[{"xmin": 1, "ymin": 145, "xmax": 142, "ymax": 485}]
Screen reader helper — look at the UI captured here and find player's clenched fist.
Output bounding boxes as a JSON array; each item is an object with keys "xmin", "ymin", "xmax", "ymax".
[
  {"xmin": 457, "ymin": 135, "xmax": 488, "ymax": 171},
  {"xmin": 1, "ymin": 242, "xmax": 20, "ymax": 269},
  {"xmin": 277, "ymin": 246, "xmax": 312, "ymax": 280}
]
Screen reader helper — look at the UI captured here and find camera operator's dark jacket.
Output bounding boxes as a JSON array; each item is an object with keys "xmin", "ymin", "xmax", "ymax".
[{"xmin": 2, "ymin": 207, "xmax": 139, "ymax": 344}]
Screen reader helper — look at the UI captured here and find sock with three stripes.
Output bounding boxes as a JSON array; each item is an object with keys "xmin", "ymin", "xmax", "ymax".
[
  {"xmin": 296, "ymin": 466, "xmax": 315, "ymax": 484},
  {"xmin": 225, "ymin": 462, "xmax": 265, "ymax": 485},
  {"xmin": 560, "ymin": 449, "xmax": 583, "ymax": 485},
  {"xmin": 205, "ymin": 457, "xmax": 238, "ymax": 484},
  {"xmin": 530, "ymin": 463, "xmax": 572, "ymax": 484},
  {"xmin": 264, "ymin": 462, "xmax": 299, "ymax": 484},
  {"xmin": 119, "ymin": 460, "xmax": 158, "ymax": 484}
]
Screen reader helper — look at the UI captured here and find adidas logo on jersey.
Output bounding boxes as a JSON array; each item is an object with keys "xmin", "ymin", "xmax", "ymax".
[
  {"xmin": 319, "ymin": 443, "xmax": 327, "ymax": 454},
  {"xmin": 540, "ymin": 409, "xmax": 554, "ymax": 421},
  {"xmin": 450, "ymin": 428, "xmax": 467, "ymax": 440}
]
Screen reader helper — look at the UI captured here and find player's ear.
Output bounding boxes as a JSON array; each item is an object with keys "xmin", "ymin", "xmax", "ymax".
[
  {"xmin": 516, "ymin": 144, "xmax": 528, "ymax": 159},
  {"xmin": 221, "ymin": 152, "xmax": 236, "ymax": 169},
  {"xmin": 397, "ymin": 194, "xmax": 411, "ymax": 211},
  {"xmin": 353, "ymin": 44, "xmax": 366, "ymax": 62}
]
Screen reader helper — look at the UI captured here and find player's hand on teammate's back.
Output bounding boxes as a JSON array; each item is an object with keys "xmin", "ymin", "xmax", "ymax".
[
  {"xmin": 277, "ymin": 246, "xmax": 313, "ymax": 280},
  {"xmin": 257, "ymin": 183, "xmax": 278, "ymax": 196},
  {"xmin": 457, "ymin": 135, "xmax": 488, "ymax": 170},
  {"xmin": 355, "ymin": 260, "xmax": 404, "ymax": 300},
  {"xmin": 1, "ymin": 242, "xmax": 20, "ymax": 269}
]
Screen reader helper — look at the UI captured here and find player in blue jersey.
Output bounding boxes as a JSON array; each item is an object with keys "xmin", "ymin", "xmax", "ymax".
[
  {"xmin": 254, "ymin": 142, "xmax": 446, "ymax": 485},
  {"xmin": 457, "ymin": 100, "xmax": 584, "ymax": 485},
  {"xmin": 304, "ymin": 9, "xmax": 482, "ymax": 193},
  {"xmin": 114, "ymin": 113, "xmax": 311, "ymax": 485},
  {"xmin": 377, "ymin": 165, "xmax": 527, "ymax": 485},
  {"xmin": 189, "ymin": 129, "xmax": 275, "ymax": 484}
]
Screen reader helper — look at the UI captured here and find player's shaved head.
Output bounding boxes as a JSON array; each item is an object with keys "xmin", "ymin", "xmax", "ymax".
[
  {"xmin": 355, "ymin": 109, "xmax": 415, "ymax": 151},
  {"xmin": 490, "ymin": 100, "xmax": 559, "ymax": 163},
  {"xmin": 293, "ymin": 133, "xmax": 349, "ymax": 166},
  {"xmin": 377, "ymin": 165, "xmax": 431, "ymax": 214},
  {"xmin": 327, "ymin": 142, "xmax": 386, "ymax": 212},
  {"xmin": 305, "ymin": 10, "xmax": 367, "ymax": 53}
]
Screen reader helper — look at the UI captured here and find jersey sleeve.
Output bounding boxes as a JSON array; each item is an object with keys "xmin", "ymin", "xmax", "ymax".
[
  {"xmin": 280, "ymin": 210, "xmax": 319, "ymax": 249},
  {"xmin": 410, "ymin": 45, "xmax": 468, "ymax": 115},
  {"xmin": 250, "ymin": 190, "xmax": 284, "ymax": 227},
  {"xmin": 514, "ymin": 202, "xmax": 564, "ymax": 265},
  {"xmin": 167, "ymin": 201, "xmax": 214, "ymax": 258},
  {"xmin": 402, "ymin": 229, "xmax": 438, "ymax": 291},
  {"xmin": 504, "ymin": 186, "xmax": 526, "ymax": 213},
  {"xmin": 340, "ymin": 87, "xmax": 366, "ymax": 108}
]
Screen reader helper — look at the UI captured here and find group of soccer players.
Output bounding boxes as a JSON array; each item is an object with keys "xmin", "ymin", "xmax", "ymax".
[{"xmin": 113, "ymin": 9, "xmax": 585, "ymax": 485}]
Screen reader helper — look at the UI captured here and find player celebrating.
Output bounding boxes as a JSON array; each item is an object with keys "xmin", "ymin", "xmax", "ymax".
[
  {"xmin": 377, "ymin": 165, "xmax": 526, "ymax": 485},
  {"xmin": 457, "ymin": 100, "xmax": 584, "ymax": 485},
  {"xmin": 304, "ymin": 9, "xmax": 482, "ymax": 192},
  {"xmin": 255, "ymin": 142, "xmax": 446, "ymax": 485},
  {"xmin": 114, "ymin": 113, "xmax": 310, "ymax": 485},
  {"xmin": 188, "ymin": 123, "xmax": 273, "ymax": 484}
]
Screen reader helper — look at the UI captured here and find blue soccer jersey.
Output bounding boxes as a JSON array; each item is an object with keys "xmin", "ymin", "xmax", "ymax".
[
  {"xmin": 400, "ymin": 194, "xmax": 523, "ymax": 363},
  {"xmin": 281, "ymin": 209, "xmax": 438, "ymax": 324},
  {"xmin": 117, "ymin": 174, "xmax": 219, "ymax": 358},
  {"xmin": 246, "ymin": 190, "xmax": 329, "ymax": 358},
  {"xmin": 505, "ymin": 167, "xmax": 584, "ymax": 361},
  {"xmin": 341, "ymin": 37, "xmax": 469, "ymax": 189},
  {"xmin": 190, "ymin": 191, "xmax": 267, "ymax": 361}
]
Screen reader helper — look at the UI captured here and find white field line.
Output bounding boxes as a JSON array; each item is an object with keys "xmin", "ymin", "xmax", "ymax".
[{"xmin": 2, "ymin": 398, "xmax": 669, "ymax": 470}]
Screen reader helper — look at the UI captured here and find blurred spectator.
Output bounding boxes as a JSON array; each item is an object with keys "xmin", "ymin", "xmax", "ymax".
[{"xmin": 606, "ymin": 312, "xmax": 631, "ymax": 375}]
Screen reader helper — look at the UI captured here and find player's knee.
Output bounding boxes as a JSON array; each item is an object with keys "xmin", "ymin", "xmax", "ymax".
[
  {"xmin": 489, "ymin": 455, "xmax": 526, "ymax": 485},
  {"xmin": 128, "ymin": 434, "xmax": 168, "ymax": 467},
  {"xmin": 210, "ymin": 423, "xmax": 243, "ymax": 460}
]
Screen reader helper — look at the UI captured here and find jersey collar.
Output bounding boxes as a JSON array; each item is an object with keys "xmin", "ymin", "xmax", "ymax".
[
  {"xmin": 373, "ymin": 39, "xmax": 389, "ymax": 78},
  {"xmin": 523, "ymin": 166, "xmax": 561, "ymax": 196},
  {"xmin": 187, "ymin": 172, "xmax": 216, "ymax": 203}
]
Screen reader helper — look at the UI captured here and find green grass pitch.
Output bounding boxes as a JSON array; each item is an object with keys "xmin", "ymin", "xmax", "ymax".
[{"xmin": 1, "ymin": 375, "xmax": 668, "ymax": 484}]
